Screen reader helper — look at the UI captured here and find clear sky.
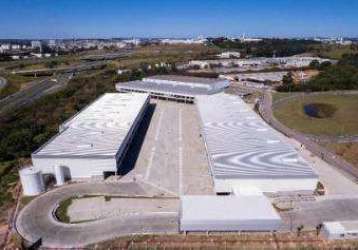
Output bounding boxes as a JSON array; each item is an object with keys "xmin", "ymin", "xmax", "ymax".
[{"xmin": 0, "ymin": 0, "xmax": 357, "ymax": 39}]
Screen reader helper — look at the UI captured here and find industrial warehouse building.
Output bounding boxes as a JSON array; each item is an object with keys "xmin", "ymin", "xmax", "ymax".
[
  {"xmin": 196, "ymin": 93, "xmax": 318, "ymax": 193},
  {"xmin": 180, "ymin": 195, "xmax": 282, "ymax": 232},
  {"xmin": 322, "ymin": 221, "xmax": 358, "ymax": 240},
  {"xmin": 116, "ymin": 75, "xmax": 229, "ymax": 102},
  {"xmin": 31, "ymin": 93, "xmax": 149, "ymax": 180},
  {"xmin": 19, "ymin": 75, "xmax": 321, "ymax": 234}
]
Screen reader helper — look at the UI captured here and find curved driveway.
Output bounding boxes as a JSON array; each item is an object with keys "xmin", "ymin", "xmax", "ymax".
[{"xmin": 16, "ymin": 182, "xmax": 178, "ymax": 248}]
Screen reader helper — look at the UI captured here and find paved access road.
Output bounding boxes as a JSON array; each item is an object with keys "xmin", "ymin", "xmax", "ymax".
[
  {"xmin": 0, "ymin": 73, "xmax": 72, "ymax": 115},
  {"xmin": 16, "ymin": 182, "xmax": 178, "ymax": 248},
  {"xmin": 280, "ymin": 198, "xmax": 358, "ymax": 231}
]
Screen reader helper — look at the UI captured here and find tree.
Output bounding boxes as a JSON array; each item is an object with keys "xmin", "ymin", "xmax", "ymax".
[
  {"xmin": 297, "ymin": 225, "xmax": 304, "ymax": 237},
  {"xmin": 282, "ymin": 72, "xmax": 294, "ymax": 86},
  {"xmin": 309, "ymin": 60, "xmax": 320, "ymax": 69},
  {"xmin": 46, "ymin": 60, "xmax": 59, "ymax": 69}
]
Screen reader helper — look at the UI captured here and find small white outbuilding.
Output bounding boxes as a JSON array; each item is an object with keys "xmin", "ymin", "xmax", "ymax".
[
  {"xmin": 180, "ymin": 195, "xmax": 282, "ymax": 232},
  {"xmin": 31, "ymin": 93, "xmax": 149, "ymax": 180},
  {"xmin": 19, "ymin": 166, "xmax": 45, "ymax": 196},
  {"xmin": 322, "ymin": 221, "xmax": 358, "ymax": 240}
]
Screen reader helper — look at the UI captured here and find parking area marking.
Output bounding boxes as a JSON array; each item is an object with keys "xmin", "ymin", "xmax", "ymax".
[
  {"xmin": 178, "ymin": 109, "xmax": 183, "ymax": 142},
  {"xmin": 154, "ymin": 111, "xmax": 164, "ymax": 141},
  {"xmin": 139, "ymin": 177, "xmax": 178, "ymax": 197},
  {"xmin": 145, "ymin": 147, "xmax": 156, "ymax": 180},
  {"xmin": 179, "ymin": 146, "xmax": 183, "ymax": 195}
]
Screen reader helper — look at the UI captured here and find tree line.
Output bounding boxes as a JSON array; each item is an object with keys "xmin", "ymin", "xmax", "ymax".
[
  {"xmin": 277, "ymin": 54, "xmax": 358, "ymax": 92},
  {"xmin": 208, "ymin": 38, "xmax": 320, "ymax": 57}
]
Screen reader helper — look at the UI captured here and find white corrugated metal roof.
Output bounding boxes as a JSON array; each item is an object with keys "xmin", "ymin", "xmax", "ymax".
[
  {"xmin": 324, "ymin": 222, "xmax": 346, "ymax": 234},
  {"xmin": 145, "ymin": 75, "xmax": 225, "ymax": 85},
  {"xmin": 325, "ymin": 221, "xmax": 358, "ymax": 233},
  {"xmin": 196, "ymin": 93, "xmax": 318, "ymax": 179},
  {"xmin": 33, "ymin": 93, "xmax": 149, "ymax": 158},
  {"xmin": 180, "ymin": 195, "xmax": 281, "ymax": 231},
  {"xmin": 116, "ymin": 75, "xmax": 229, "ymax": 97},
  {"xmin": 117, "ymin": 80, "xmax": 210, "ymax": 96}
]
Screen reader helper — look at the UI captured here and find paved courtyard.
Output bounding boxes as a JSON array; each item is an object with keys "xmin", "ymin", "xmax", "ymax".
[
  {"xmin": 68, "ymin": 196, "xmax": 179, "ymax": 223},
  {"xmin": 280, "ymin": 198, "xmax": 358, "ymax": 231},
  {"xmin": 121, "ymin": 99, "xmax": 213, "ymax": 196}
]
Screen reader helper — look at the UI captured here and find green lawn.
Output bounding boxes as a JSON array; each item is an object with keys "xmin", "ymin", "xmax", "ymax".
[
  {"xmin": 55, "ymin": 197, "xmax": 73, "ymax": 223},
  {"xmin": 272, "ymin": 92, "xmax": 299, "ymax": 104},
  {"xmin": 273, "ymin": 93, "xmax": 358, "ymax": 135}
]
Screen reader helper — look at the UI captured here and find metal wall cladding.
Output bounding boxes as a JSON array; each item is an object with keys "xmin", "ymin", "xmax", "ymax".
[{"xmin": 19, "ymin": 167, "xmax": 45, "ymax": 196}]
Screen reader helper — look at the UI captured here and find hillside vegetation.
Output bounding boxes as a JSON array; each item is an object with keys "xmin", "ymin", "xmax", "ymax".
[{"xmin": 277, "ymin": 53, "xmax": 358, "ymax": 92}]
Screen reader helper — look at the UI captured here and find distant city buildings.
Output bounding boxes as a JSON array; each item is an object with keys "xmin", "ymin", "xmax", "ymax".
[
  {"xmin": 217, "ymin": 51, "xmax": 241, "ymax": 59},
  {"xmin": 31, "ymin": 40, "xmax": 42, "ymax": 50},
  {"xmin": 313, "ymin": 37, "xmax": 353, "ymax": 45},
  {"xmin": 0, "ymin": 36, "xmax": 355, "ymax": 60},
  {"xmin": 159, "ymin": 37, "xmax": 207, "ymax": 45}
]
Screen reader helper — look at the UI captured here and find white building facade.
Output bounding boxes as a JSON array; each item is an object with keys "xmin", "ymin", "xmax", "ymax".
[{"xmin": 31, "ymin": 93, "xmax": 149, "ymax": 180}]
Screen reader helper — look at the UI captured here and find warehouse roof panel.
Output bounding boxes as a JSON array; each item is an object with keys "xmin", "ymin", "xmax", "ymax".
[
  {"xmin": 117, "ymin": 80, "xmax": 211, "ymax": 96},
  {"xmin": 145, "ymin": 75, "xmax": 225, "ymax": 85},
  {"xmin": 180, "ymin": 195, "xmax": 282, "ymax": 232},
  {"xmin": 32, "ymin": 93, "xmax": 149, "ymax": 158},
  {"xmin": 196, "ymin": 93, "xmax": 318, "ymax": 179}
]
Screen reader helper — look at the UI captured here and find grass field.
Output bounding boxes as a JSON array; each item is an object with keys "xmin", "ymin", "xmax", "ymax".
[
  {"xmin": 112, "ymin": 44, "xmax": 218, "ymax": 69},
  {"xmin": 272, "ymin": 92, "xmax": 299, "ymax": 103},
  {"xmin": 273, "ymin": 93, "xmax": 358, "ymax": 135}
]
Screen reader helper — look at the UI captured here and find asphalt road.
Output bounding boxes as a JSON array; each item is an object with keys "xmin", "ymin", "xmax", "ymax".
[
  {"xmin": 11, "ymin": 61, "xmax": 108, "ymax": 76},
  {"xmin": 0, "ymin": 73, "xmax": 72, "ymax": 115},
  {"xmin": 16, "ymin": 182, "xmax": 178, "ymax": 248}
]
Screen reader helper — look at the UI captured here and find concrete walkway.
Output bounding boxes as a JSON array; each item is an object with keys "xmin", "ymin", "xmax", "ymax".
[{"xmin": 16, "ymin": 182, "xmax": 178, "ymax": 248}]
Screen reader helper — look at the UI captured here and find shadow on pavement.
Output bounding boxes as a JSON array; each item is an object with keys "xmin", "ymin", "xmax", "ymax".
[{"xmin": 117, "ymin": 103, "xmax": 156, "ymax": 175}]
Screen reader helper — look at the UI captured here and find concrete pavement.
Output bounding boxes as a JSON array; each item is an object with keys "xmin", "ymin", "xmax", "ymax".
[
  {"xmin": 280, "ymin": 198, "xmax": 358, "ymax": 231},
  {"xmin": 121, "ymin": 100, "xmax": 213, "ymax": 196}
]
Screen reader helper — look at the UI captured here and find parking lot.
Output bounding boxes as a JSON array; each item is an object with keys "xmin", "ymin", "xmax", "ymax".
[
  {"xmin": 68, "ymin": 196, "xmax": 179, "ymax": 223},
  {"xmin": 121, "ymin": 99, "xmax": 213, "ymax": 196},
  {"xmin": 65, "ymin": 99, "xmax": 213, "ymax": 224}
]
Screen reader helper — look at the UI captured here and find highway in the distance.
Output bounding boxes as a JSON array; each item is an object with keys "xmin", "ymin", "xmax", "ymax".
[{"xmin": 0, "ymin": 73, "xmax": 73, "ymax": 115}]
